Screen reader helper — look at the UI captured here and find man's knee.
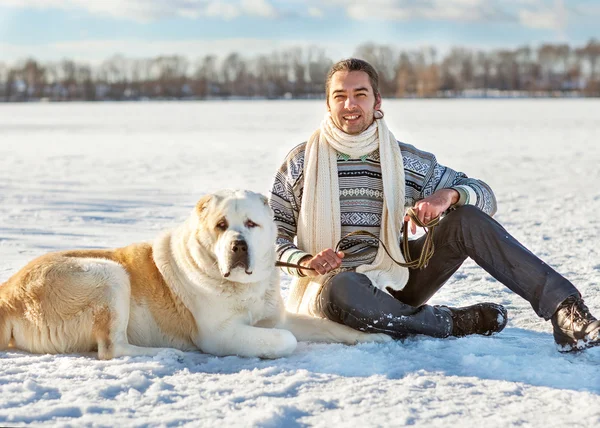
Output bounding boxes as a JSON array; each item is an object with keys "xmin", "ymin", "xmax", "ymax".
[
  {"xmin": 321, "ymin": 271, "xmax": 370, "ymax": 312},
  {"xmin": 443, "ymin": 205, "xmax": 491, "ymax": 231}
]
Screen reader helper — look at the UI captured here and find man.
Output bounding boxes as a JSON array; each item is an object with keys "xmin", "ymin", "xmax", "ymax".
[{"xmin": 269, "ymin": 58, "xmax": 600, "ymax": 352}]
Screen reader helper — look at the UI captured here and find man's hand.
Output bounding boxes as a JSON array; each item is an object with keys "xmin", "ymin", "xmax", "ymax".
[
  {"xmin": 299, "ymin": 249, "xmax": 345, "ymax": 277},
  {"xmin": 405, "ymin": 188, "xmax": 459, "ymax": 235}
]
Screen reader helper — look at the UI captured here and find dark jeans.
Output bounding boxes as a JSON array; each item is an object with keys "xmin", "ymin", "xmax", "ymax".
[{"xmin": 314, "ymin": 205, "xmax": 579, "ymax": 339}]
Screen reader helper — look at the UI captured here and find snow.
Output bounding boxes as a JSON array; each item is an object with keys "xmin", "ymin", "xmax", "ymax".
[{"xmin": 0, "ymin": 99, "xmax": 599, "ymax": 427}]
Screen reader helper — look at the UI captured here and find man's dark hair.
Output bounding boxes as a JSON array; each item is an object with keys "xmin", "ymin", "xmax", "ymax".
[{"xmin": 325, "ymin": 58, "xmax": 381, "ymax": 102}]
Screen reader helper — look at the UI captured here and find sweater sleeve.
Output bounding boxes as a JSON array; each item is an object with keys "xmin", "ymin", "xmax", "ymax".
[
  {"xmin": 268, "ymin": 143, "xmax": 312, "ymax": 277},
  {"xmin": 401, "ymin": 142, "xmax": 497, "ymax": 216}
]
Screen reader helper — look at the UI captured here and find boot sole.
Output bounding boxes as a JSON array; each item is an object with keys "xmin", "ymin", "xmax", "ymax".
[{"xmin": 554, "ymin": 330, "xmax": 600, "ymax": 353}]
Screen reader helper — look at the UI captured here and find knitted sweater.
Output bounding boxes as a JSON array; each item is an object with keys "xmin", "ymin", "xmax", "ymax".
[{"xmin": 269, "ymin": 141, "xmax": 497, "ymax": 312}]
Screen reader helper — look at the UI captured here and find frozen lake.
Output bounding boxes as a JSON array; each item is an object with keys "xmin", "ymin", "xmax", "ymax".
[{"xmin": 0, "ymin": 99, "xmax": 599, "ymax": 426}]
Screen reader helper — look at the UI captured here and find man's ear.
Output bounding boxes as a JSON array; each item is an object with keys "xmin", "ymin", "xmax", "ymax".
[{"xmin": 374, "ymin": 93, "xmax": 382, "ymax": 111}]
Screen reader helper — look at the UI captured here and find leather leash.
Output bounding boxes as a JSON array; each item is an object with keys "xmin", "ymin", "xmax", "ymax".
[{"xmin": 275, "ymin": 207, "xmax": 440, "ymax": 272}]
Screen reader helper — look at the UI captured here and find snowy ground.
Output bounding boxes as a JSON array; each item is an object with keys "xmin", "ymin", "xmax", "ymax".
[{"xmin": 0, "ymin": 99, "xmax": 598, "ymax": 427}]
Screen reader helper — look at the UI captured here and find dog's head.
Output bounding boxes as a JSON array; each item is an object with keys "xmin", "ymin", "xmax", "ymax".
[{"xmin": 190, "ymin": 189, "xmax": 277, "ymax": 283}]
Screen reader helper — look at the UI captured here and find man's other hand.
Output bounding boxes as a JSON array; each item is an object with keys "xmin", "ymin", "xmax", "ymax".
[{"xmin": 405, "ymin": 188, "xmax": 459, "ymax": 234}]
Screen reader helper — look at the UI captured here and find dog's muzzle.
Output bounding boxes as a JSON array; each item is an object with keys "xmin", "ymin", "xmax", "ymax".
[{"xmin": 223, "ymin": 239, "xmax": 252, "ymax": 277}]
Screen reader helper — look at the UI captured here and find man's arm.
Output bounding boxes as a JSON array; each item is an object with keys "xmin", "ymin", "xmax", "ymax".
[
  {"xmin": 401, "ymin": 142, "xmax": 497, "ymax": 231},
  {"xmin": 269, "ymin": 143, "xmax": 347, "ymax": 277},
  {"xmin": 268, "ymin": 144, "xmax": 313, "ymax": 277},
  {"xmin": 443, "ymin": 169, "xmax": 497, "ymax": 216},
  {"xmin": 401, "ymin": 142, "xmax": 497, "ymax": 214}
]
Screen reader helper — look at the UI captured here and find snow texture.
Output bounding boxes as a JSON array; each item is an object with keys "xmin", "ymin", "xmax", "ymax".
[{"xmin": 0, "ymin": 100, "xmax": 598, "ymax": 427}]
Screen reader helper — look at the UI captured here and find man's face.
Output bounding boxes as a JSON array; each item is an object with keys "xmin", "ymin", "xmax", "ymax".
[{"xmin": 327, "ymin": 70, "xmax": 381, "ymax": 135}]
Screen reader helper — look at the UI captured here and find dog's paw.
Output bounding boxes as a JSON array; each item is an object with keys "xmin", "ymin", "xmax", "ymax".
[
  {"xmin": 355, "ymin": 332, "xmax": 394, "ymax": 344},
  {"xmin": 155, "ymin": 348, "xmax": 186, "ymax": 363},
  {"xmin": 259, "ymin": 329, "xmax": 298, "ymax": 359}
]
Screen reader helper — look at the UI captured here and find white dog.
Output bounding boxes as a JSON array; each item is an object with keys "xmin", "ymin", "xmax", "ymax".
[{"xmin": 0, "ymin": 189, "xmax": 390, "ymax": 359}]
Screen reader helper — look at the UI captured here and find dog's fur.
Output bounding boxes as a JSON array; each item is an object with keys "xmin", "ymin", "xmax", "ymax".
[{"xmin": 0, "ymin": 190, "xmax": 390, "ymax": 359}]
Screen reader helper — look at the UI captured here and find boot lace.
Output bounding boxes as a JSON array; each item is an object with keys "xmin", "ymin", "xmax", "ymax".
[{"xmin": 561, "ymin": 297, "xmax": 596, "ymax": 328}]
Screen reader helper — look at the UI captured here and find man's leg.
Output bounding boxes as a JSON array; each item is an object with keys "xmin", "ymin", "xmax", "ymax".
[
  {"xmin": 314, "ymin": 271, "xmax": 507, "ymax": 339},
  {"xmin": 314, "ymin": 271, "xmax": 453, "ymax": 339},
  {"xmin": 390, "ymin": 205, "xmax": 579, "ymax": 320}
]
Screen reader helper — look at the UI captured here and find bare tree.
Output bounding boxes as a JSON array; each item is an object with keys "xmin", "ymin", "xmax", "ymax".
[
  {"xmin": 515, "ymin": 46, "xmax": 534, "ymax": 92},
  {"xmin": 0, "ymin": 62, "xmax": 7, "ymax": 100},
  {"xmin": 581, "ymin": 39, "xmax": 600, "ymax": 95},
  {"xmin": 288, "ymin": 47, "xmax": 307, "ymax": 97},
  {"xmin": 222, "ymin": 53, "xmax": 244, "ymax": 96},
  {"xmin": 19, "ymin": 59, "xmax": 46, "ymax": 99},
  {"xmin": 354, "ymin": 43, "xmax": 398, "ymax": 96},
  {"xmin": 192, "ymin": 55, "xmax": 219, "ymax": 98},
  {"xmin": 307, "ymin": 46, "xmax": 332, "ymax": 96},
  {"xmin": 395, "ymin": 52, "xmax": 415, "ymax": 97}
]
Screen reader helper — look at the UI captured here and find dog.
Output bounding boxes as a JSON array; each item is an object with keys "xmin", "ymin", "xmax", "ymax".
[{"xmin": 0, "ymin": 189, "xmax": 390, "ymax": 359}]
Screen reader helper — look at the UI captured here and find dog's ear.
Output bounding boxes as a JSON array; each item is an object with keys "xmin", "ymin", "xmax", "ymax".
[
  {"xmin": 258, "ymin": 193, "xmax": 275, "ymax": 219},
  {"xmin": 259, "ymin": 194, "xmax": 269, "ymax": 207},
  {"xmin": 195, "ymin": 194, "xmax": 213, "ymax": 218}
]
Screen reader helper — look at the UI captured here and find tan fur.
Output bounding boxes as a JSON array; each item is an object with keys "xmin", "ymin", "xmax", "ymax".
[
  {"xmin": 0, "ymin": 190, "xmax": 391, "ymax": 359},
  {"xmin": 0, "ymin": 245, "xmax": 198, "ymax": 359}
]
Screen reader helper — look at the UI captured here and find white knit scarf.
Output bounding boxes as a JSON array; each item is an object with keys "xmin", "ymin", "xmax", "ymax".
[{"xmin": 287, "ymin": 113, "xmax": 409, "ymax": 314}]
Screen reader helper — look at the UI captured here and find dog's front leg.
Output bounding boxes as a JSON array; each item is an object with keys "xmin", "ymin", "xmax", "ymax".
[
  {"xmin": 197, "ymin": 323, "xmax": 298, "ymax": 359},
  {"xmin": 278, "ymin": 312, "xmax": 393, "ymax": 345}
]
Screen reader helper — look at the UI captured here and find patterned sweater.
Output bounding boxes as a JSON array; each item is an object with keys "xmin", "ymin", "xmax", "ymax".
[{"xmin": 269, "ymin": 141, "xmax": 497, "ymax": 279}]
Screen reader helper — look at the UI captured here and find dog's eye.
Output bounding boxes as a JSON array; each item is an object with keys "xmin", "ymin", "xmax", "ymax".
[
  {"xmin": 245, "ymin": 220, "xmax": 259, "ymax": 229},
  {"xmin": 216, "ymin": 220, "xmax": 228, "ymax": 231}
]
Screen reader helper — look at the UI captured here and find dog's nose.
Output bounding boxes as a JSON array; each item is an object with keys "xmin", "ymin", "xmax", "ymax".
[{"xmin": 231, "ymin": 240, "xmax": 248, "ymax": 253}]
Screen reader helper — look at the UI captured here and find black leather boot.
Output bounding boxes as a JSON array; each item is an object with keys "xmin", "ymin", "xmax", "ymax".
[{"xmin": 440, "ymin": 303, "xmax": 508, "ymax": 337}]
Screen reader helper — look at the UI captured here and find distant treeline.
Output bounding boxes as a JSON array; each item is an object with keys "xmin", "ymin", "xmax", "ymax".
[{"xmin": 1, "ymin": 40, "xmax": 600, "ymax": 102}]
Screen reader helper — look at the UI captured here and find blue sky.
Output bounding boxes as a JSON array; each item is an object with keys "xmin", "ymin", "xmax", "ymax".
[{"xmin": 0, "ymin": 0, "xmax": 598, "ymax": 64}]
